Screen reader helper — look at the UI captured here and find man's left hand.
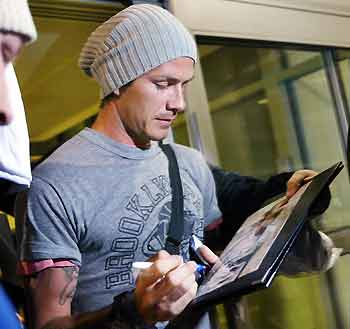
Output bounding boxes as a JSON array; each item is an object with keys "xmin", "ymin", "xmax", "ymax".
[
  {"xmin": 286, "ymin": 169, "xmax": 317, "ymax": 199},
  {"xmin": 286, "ymin": 169, "xmax": 331, "ymax": 217}
]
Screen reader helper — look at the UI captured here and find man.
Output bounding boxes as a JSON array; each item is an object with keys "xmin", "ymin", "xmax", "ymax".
[
  {"xmin": 0, "ymin": 0, "xmax": 37, "ymax": 328},
  {"xmin": 19, "ymin": 4, "xmax": 319, "ymax": 329}
]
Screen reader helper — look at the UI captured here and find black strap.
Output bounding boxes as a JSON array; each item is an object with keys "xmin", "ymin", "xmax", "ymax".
[{"xmin": 159, "ymin": 143, "xmax": 184, "ymax": 255}]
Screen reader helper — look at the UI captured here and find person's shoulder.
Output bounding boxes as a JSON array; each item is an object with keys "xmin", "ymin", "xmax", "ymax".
[
  {"xmin": 32, "ymin": 132, "xmax": 91, "ymax": 182},
  {"xmin": 170, "ymin": 143, "xmax": 207, "ymax": 170},
  {"xmin": 170, "ymin": 143, "xmax": 203, "ymax": 159}
]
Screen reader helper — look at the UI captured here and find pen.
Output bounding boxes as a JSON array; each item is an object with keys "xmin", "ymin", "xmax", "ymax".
[
  {"xmin": 132, "ymin": 261, "xmax": 207, "ymax": 275},
  {"xmin": 132, "ymin": 236, "xmax": 210, "ymax": 282},
  {"xmin": 190, "ymin": 235, "xmax": 209, "ymax": 267},
  {"xmin": 190, "ymin": 235, "xmax": 203, "ymax": 250}
]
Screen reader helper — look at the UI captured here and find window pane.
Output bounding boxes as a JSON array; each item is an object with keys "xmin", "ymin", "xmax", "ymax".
[
  {"xmin": 15, "ymin": 16, "xmax": 101, "ymax": 161},
  {"xmin": 336, "ymin": 49, "xmax": 350, "ymax": 118},
  {"xmin": 172, "ymin": 112, "xmax": 190, "ymax": 146}
]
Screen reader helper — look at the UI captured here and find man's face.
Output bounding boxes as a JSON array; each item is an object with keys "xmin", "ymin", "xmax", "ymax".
[
  {"xmin": 113, "ymin": 57, "xmax": 194, "ymax": 146},
  {"xmin": 0, "ymin": 32, "xmax": 25, "ymax": 125}
]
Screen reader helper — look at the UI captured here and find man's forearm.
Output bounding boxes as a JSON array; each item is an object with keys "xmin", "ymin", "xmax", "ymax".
[
  {"xmin": 25, "ymin": 266, "xmax": 145, "ymax": 329},
  {"xmin": 39, "ymin": 305, "xmax": 124, "ymax": 329}
]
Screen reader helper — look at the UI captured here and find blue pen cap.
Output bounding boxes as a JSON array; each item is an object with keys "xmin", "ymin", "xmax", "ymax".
[{"xmin": 195, "ymin": 263, "xmax": 208, "ymax": 283}]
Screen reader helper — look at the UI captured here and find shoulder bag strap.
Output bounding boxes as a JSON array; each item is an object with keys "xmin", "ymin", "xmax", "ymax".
[{"xmin": 159, "ymin": 143, "xmax": 184, "ymax": 255}]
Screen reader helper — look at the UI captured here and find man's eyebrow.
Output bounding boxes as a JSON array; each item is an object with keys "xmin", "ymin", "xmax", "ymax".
[
  {"xmin": 169, "ymin": 76, "xmax": 195, "ymax": 84},
  {"xmin": 152, "ymin": 76, "xmax": 195, "ymax": 84},
  {"xmin": 184, "ymin": 76, "xmax": 195, "ymax": 84}
]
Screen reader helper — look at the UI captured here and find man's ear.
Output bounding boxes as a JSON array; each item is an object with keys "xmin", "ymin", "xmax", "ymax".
[{"xmin": 100, "ymin": 91, "xmax": 119, "ymax": 109}]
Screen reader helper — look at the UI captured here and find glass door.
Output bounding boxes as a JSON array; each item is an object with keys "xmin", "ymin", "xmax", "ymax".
[{"xmin": 194, "ymin": 38, "xmax": 350, "ymax": 329}]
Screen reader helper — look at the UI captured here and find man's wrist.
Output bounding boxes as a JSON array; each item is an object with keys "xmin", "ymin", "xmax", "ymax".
[{"xmin": 110, "ymin": 290, "xmax": 152, "ymax": 329}]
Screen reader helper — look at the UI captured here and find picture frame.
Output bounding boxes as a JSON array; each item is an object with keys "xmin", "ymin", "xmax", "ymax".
[{"xmin": 190, "ymin": 161, "xmax": 344, "ymax": 310}]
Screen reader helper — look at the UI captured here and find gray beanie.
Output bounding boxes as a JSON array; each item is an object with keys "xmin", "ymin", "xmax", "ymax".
[
  {"xmin": 0, "ymin": 0, "xmax": 37, "ymax": 42},
  {"xmin": 79, "ymin": 4, "xmax": 197, "ymax": 98}
]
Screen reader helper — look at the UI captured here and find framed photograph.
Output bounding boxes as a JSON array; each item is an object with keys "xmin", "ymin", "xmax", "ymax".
[{"xmin": 190, "ymin": 161, "xmax": 344, "ymax": 310}]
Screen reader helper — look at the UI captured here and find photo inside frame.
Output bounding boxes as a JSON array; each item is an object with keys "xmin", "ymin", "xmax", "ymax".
[
  {"xmin": 197, "ymin": 182, "xmax": 310, "ymax": 298},
  {"xmin": 185, "ymin": 162, "xmax": 343, "ymax": 315}
]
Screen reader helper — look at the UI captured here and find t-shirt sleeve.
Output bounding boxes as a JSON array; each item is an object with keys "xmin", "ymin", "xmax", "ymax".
[
  {"xmin": 20, "ymin": 176, "xmax": 82, "ymax": 266},
  {"xmin": 200, "ymin": 160, "xmax": 222, "ymax": 226},
  {"xmin": 183, "ymin": 149, "xmax": 222, "ymax": 226}
]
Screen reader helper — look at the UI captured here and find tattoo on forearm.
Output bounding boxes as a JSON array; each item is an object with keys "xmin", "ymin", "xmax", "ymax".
[{"xmin": 59, "ymin": 267, "xmax": 79, "ymax": 305}]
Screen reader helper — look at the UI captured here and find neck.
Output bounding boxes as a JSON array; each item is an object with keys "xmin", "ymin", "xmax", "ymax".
[{"xmin": 91, "ymin": 104, "xmax": 151, "ymax": 149}]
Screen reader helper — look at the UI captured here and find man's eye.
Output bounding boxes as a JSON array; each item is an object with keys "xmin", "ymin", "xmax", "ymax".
[{"xmin": 154, "ymin": 81, "xmax": 169, "ymax": 88}]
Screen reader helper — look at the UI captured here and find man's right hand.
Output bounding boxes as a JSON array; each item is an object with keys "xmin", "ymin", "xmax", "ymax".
[
  {"xmin": 134, "ymin": 250, "xmax": 198, "ymax": 325},
  {"xmin": 26, "ymin": 252, "xmax": 199, "ymax": 329}
]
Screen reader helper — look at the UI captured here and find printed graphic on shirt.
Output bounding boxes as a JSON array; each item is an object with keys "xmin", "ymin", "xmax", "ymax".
[
  {"xmin": 105, "ymin": 174, "xmax": 204, "ymax": 290},
  {"xmin": 142, "ymin": 201, "xmax": 170, "ymax": 256}
]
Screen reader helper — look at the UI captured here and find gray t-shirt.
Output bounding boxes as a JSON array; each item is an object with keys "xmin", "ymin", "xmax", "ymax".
[{"xmin": 21, "ymin": 128, "xmax": 221, "ymax": 315}]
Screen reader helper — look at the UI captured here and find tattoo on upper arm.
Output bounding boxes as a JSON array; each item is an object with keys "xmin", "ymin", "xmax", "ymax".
[{"xmin": 59, "ymin": 267, "xmax": 79, "ymax": 306}]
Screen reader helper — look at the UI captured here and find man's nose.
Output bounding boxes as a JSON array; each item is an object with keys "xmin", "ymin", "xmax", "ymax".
[{"xmin": 167, "ymin": 85, "xmax": 186, "ymax": 114}]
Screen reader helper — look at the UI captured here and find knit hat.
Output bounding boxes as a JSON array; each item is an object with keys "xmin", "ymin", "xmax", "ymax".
[
  {"xmin": 79, "ymin": 4, "xmax": 197, "ymax": 98},
  {"xmin": 0, "ymin": 0, "xmax": 37, "ymax": 42}
]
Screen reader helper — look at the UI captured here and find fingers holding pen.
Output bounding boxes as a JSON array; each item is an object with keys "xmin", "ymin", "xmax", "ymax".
[
  {"xmin": 134, "ymin": 251, "xmax": 198, "ymax": 324},
  {"xmin": 197, "ymin": 244, "xmax": 218, "ymax": 265},
  {"xmin": 152, "ymin": 260, "xmax": 197, "ymax": 300},
  {"xmin": 152, "ymin": 274, "xmax": 198, "ymax": 322},
  {"xmin": 136, "ymin": 250, "xmax": 183, "ymax": 287}
]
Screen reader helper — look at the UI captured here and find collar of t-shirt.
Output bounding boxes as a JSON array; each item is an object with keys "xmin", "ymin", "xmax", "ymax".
[{"xmin": 80, "ymin": 128, "xmax": 163, "ymax": 160}]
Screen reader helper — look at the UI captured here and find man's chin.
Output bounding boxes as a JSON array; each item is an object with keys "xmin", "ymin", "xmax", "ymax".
[{"xmin": 149, "ymin": 132, "xmax": 169, "ymax": 142}]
